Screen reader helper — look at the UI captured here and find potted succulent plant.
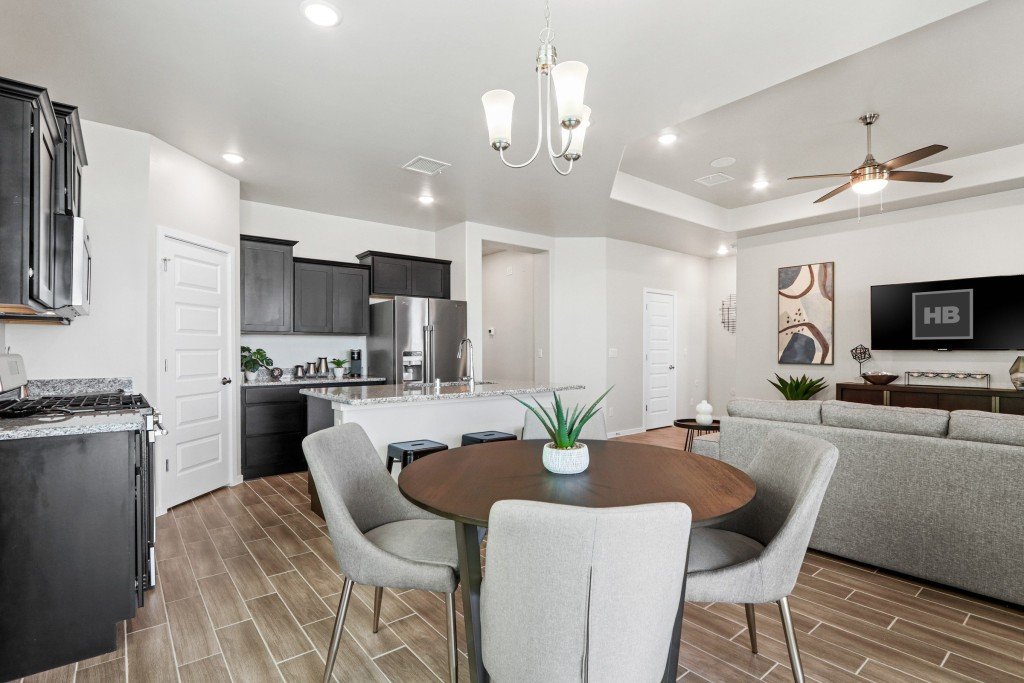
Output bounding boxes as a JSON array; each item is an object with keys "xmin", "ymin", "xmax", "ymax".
[
  {"xmin": 240, "ymin": 346, "xmax": 273, "ymax": 382},
  {"xmin": 768, "ymin": 374, "xmax": 828, "ymax": 400},
  {"xmin": 512, "ymin": 388, "xmax": 612, "ymax": 474},
  {"xmin": 329, "ymin": 357, "xmax": 348, "ymax": 379}
]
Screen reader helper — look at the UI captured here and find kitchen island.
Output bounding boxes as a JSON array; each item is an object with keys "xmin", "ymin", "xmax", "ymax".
[{"xmin": 302, "ymin": 380, "xmax": 584, "ymax": 467}]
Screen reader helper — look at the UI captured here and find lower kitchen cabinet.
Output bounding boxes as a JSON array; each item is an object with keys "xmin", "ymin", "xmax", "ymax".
[{"xmin": 241, "ymin": 381, "xmax": 383, "ymax": 479}]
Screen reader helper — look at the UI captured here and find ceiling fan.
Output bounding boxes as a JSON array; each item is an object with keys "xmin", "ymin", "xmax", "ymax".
[{"xmin": 788, "ymin": 113, "xmax": 951, "ymax": 203}]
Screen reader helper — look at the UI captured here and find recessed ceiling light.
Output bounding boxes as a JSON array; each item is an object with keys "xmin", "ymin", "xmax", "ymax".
[
  {"xmin": 301, "ymin": 0, "xmax": 341, "ymax": 27},
  {"xmin": 657, "ymin": 133, "xmax": 678, "ymax": 145},
  {"xmin": 221, "ymin": 153, "xmax": 244, "ymax": 164},
  {"xmin": 711, "ymin": 157, "xmax": 736, "ymax": 168},
  {"xmin": 752, "ymin": 179, "xmax": 770, "ymax": 190},
  {"xmin": 418, "ymin": 195, "xmax": 435, "ymax": 205},
  {"xmin": 717, "ymin": 244, "xmax": 730, "ymax": 256}
]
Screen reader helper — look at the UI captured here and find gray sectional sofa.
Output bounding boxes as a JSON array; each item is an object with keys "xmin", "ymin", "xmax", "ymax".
[{"xmin": 692, "ymin": 398, "xmax": 1024, "ymax": 605}]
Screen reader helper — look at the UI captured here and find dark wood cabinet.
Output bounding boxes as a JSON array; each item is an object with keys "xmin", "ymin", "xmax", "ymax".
[
  {"xmin": 0, "ymin": 77, "xmax": 63, "ymax": 315},
  {"xmin": 240, "ymin": 235, "xmax": 297, "ymax": 333},
  {"xmin": 241, "ymin": 381, "xmax": 383, "ymax": 479},
  {"xmin": 293, "ymin": 258, "xmax": 370, "ymax": 335},
  {"xmin": 836, "ymin": 382, "xmax": 1024, "ymax": 414},
  {"xmin": 357, "ymin": 250, "xmax": 451, "ymax": 299},
  {"xmin": 52, "ymin": 102, "xmax": 87, "ymax": 217}
]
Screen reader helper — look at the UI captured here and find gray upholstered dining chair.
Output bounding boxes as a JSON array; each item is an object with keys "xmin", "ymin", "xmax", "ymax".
[
  {"xmin": 303, "ymin": 424, "xmax": 460, "ymax": 683},
  {"xmin": 523, "ymin": 409, "xmax": 608, "ymax": 440},
  {"xmin": 685, "ymin": 429, "xmax": 838, "ymax": 683},
  {"xmin": 481, "ymin": 500, "xmax": 692, "ymax": 681}
]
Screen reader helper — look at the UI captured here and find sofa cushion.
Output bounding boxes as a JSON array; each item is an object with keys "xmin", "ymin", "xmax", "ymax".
[
  {"xmin": 821, "ymin": 400, "xmax": 949, "ymax": 438},
  {"xmin": 949, "ymin": 410, "xmax": 1024, "ymax": 447},
  {"xmin": 727, "ymin": 398, "xmax": 821, "ymax": 425}
]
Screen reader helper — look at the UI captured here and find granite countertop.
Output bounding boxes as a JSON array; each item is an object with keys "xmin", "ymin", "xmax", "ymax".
[
  {"xmin": 243, "ymin": 375, "xmax": 387, "ymax": 388},
  {"xmin": 0, "ymin": 410, "xmax": 150, "ymax": 441},
  {"xmin": 301, "ymin": 380, "xmax": 585, "ymax": 406}
]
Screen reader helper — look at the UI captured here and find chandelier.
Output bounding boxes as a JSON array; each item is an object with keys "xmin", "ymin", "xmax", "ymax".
[{"xmin": 480, "ymin": 2, "xmax": 591, "ymax": 176}]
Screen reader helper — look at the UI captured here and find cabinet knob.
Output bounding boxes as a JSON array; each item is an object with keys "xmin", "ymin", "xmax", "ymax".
[{"xmin": 221, "ymin": 377, "xmax": 233, "ymax": 385}]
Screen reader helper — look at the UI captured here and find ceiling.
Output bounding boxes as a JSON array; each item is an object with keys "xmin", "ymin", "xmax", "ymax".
[{"xmin": 0, "ymin": 0, "xmax": 995, "ymax": 256}]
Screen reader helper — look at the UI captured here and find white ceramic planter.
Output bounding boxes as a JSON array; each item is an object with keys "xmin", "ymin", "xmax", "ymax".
[
  {"xmin": 542, "ymin": 442, "xmax": 589, "ymax": 474},
  {"xmin": 332, "ymin": 367, "xmax": 346, "ymax": 378},
  {"xmin": 243, "ymin": 370, "xmax": 258, "ymax": 382}
]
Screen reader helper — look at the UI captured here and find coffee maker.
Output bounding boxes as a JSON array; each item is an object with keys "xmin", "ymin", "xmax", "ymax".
[{"xmin": 348, "ymin": 349, "xmax": 363, "ymax": 377}]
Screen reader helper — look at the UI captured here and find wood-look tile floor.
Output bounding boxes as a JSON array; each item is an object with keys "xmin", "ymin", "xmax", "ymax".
[{"xmin": 19, "ymin": 426, "xmax": 1024, "ymax": 682}]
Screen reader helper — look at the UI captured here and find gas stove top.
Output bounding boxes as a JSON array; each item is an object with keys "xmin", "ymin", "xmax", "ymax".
[{"xmin": 0, "ymin": 392, "xmax": 151, "ymax": 419}]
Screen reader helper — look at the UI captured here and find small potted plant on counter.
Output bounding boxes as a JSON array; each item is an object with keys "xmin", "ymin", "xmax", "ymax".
[
  {"xmin": 768, "ymin": 374, "xmax": 828, "ymax": 400},
  {"xmin": 329, "ymin": 357, "xmax": 348, "ymax": 379},
  {"xmin": 512, "ymin": 387, "xmax": 612, "ymax": 474},
  {"xmin": 240, "ymin": 346, "xmax": 273, "ymax": 382}
]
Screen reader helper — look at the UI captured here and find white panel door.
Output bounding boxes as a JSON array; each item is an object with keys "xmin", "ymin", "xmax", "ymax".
[
  {"xmin": 644, "ymin": 290, "xmax": 677, "ymax": 429},
  {"xmin": 160, "ymin": 236, "xmax": 233, "ymax": 508}
]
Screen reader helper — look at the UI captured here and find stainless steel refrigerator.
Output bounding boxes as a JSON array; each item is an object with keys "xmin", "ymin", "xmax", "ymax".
[{"xmin": 367, "ymin": 297, "xmax": 468, "ymax": 383}]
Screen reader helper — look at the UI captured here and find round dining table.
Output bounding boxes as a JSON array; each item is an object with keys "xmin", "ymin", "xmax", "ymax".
[{"xmin": 398, "ymin": 439, "xmax": 756, "ymax": 683}]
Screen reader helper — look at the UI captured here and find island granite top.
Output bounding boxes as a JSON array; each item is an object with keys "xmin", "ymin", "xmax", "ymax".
[{"xmin": 301, "ymin": 380, "xmax": 585, "ymax": 406}]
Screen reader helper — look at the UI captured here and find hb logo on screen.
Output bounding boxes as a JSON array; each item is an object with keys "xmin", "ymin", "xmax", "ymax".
[{"xmin": 912, "ymin": 289, "xmax": 974, "ymax": 340}]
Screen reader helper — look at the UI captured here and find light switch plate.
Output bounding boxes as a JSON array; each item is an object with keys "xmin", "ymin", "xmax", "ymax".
[{"xmin": 608, "ymin": 348, "xmax": 618, "ymax": 358}]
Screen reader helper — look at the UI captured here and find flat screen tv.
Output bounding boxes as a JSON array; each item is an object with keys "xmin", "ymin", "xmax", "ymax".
[{"xmin": 871, "ymin": 274, "xmax": 1024, "ymax": 350}]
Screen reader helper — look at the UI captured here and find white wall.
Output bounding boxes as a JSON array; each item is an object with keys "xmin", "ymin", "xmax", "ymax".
[
  {"xmin": 482, "ymin": 250, "xmax": 536, "ymax": 382},
  {"xmin": 533, "ymin": 251, "xmax": 551, "ymax": 384},
  {"xmin": 734, "ymin": 190, "xmax": 1024, "ymax": 399},
  {"xmin": 605, "ymin": 239, "xmax": 710, "ymax": 433},
  {"xmin": 707, "ymin": 255, "xmax": 737, "ymax": 415}
]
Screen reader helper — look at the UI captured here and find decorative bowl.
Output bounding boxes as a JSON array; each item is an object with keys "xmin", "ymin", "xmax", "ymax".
[{"xmin": 861, "ymin": 372, "xmax": 898, "ymax": 385}]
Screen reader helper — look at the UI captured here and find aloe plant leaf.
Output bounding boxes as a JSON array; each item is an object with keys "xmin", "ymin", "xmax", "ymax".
[{"xmin": 513, "ymin": 395, "xmax": 558, "ymax": 442}]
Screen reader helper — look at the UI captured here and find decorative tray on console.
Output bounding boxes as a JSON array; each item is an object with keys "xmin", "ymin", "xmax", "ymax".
[{"xmin": 904, "ymin": 371, "xmax": 991, "ymax": 389}]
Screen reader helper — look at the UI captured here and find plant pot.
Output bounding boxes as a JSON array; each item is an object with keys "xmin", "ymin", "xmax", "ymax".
[
  {"xmin": 243, "ymin": 370, "xmax": 258, "ymax": 382},
  {"xmin": 332, "ymin": 367, "xmax": 346, "ymax": 378},
  {"xmin": 542, "ymin": 442, "xmax": 589, "ymax": 475}
]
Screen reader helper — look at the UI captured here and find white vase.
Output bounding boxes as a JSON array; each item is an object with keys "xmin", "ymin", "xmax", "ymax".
[
  {"xmin": 542, "ymin": 442, "xmax": 589, "ymax": 474},
  {"xmin": 243, "ymin": 370, "xmax": 258, "ymax": 382},
  {"xmin": 332, "ymin": 367, "xmax": 346, "ymax": 378},
  {"xmin": 695, "ymin": 400, "xmax": 714, "ymax": 426}
]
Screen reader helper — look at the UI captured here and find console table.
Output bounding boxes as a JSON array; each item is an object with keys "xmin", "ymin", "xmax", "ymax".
[{"xmin": 836, "ymin": 382, "xmax": 1024, "ymax": 414}]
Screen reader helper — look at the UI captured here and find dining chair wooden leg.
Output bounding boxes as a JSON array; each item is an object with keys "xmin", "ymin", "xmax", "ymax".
[
  {"xmin": 372, "ymin": 586, "xmax": 384, "ymax": 634},
  {"xmin": 777, "ymin": 597, "xmax": 804, "ymax": 683},
  {"xmin": 445, "ymin": 591, "xmax": 459, "ymax": 683},
  {"xmin": 323, "ymin": 578, "xmax": 354, "ymax": 683},
  {"xmin": 744, "ymin": 603, "xmax": 758, "ymax": 653}
]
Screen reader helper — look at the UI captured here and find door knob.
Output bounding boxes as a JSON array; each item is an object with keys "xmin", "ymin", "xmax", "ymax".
[
  {"xmin": 668, "ymin": 365, "xmax": 676, "ymax": 370},
  {"xmin": 221, "ymin": 377, "xmax": 233, "ymax": 385}
]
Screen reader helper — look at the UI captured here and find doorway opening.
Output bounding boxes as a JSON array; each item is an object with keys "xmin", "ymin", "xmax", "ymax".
[{"xmin": 480, "ymin": 240, "xmax": 550, "ymax": 383}]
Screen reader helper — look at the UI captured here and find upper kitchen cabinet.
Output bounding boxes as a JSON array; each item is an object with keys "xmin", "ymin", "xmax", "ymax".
[
  {"xmin": 356, "ymin": 250, "xmax": 451, "ymax": 299},
  {"xmin": 51, "ymin": 102, "xmax": 87, "ymax": 217},
  {"xmin": 241, "ymin": 235, "xmax": 296, "ymax": 332},
  {"xmin": 293, "ymin": 258, "xmax": 370, "ymax": 334},
  {"xmin": 0, "ymin": 77, "xmax": 62, "ymax": 315}
]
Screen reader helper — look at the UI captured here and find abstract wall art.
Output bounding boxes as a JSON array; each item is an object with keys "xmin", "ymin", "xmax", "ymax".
[{"xmin": 778, "ymin": 262, "xmax": 834, "ymax": 365}]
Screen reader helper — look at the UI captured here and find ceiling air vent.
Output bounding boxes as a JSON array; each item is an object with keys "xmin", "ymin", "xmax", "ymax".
[
  {"xmin": 402, "ymin": 156, "xmax": 451, "ymax": 176},
  {"xmin": 694, "ymin": 172, "xmax": 735, "ymax": 187}
]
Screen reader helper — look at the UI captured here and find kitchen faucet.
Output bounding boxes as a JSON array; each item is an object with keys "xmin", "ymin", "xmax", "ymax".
[{"xmin": 457, "ymin": 338, "xmax": 475, "ymax": 384}]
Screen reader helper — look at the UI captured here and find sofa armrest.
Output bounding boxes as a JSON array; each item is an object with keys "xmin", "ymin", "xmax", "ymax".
[{"xmin": 691, "ymin": 432, "xmax": 720, "ymax": 459}]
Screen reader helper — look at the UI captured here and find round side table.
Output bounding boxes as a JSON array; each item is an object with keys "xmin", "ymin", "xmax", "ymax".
[{"xmin": 674, "ymin": 418, "xmax": 721, "ymax": 451}]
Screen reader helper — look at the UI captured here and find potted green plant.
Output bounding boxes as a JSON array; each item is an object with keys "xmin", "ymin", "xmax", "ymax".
[
  {"xmin": 512, "ymin": 387, "xmax": 612, "ymax": 474},
  {"xmin": 240, "ymin": 346, "xmax": 273, "ymax": 382},
  {"xmin": 329, "ymin": 357, "xmax": 348, "ymax": 379},
  {"xmin": 768, "ymin": 374, "xmax": 828, "ymax": 400}
]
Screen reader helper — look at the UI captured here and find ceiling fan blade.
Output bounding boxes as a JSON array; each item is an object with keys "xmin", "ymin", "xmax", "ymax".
[
  {"xmin": 814, "ymin": 182, "xmax": 852, "ymax": 203},
  {"xmin": 788, "ymin": 173, "xmax": 851, "ymax": 180},
  {"xmin": 882, "ymin": 144, "xmax": 947, "ymax": 170},
  {"xmin": 889, "ymin": 170, "xmax": 952, "ymax": 183}
]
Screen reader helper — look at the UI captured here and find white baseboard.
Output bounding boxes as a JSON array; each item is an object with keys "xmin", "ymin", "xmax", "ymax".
[{"xmin": 608, "ymin": 426, "xmax": 645, "ymax": 437}]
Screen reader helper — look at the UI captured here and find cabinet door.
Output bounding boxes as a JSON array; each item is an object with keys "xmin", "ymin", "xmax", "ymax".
[
  {"xmin": 241, "ymin": 240, "xmax": 293, "ymax": 332},
  {"xmin": 293, "ymin": 262, "xmax": 333, "ymax": 333},
  {"xmin": 409, "ymin": 260, "xmax": 448, "ymax": 298},
  {"xmin": 371, "ymin": 256, "xmax": 411, "ymax": 295},
  {"xmin": 30, "ymin": 110, "xmax": 56, "ymax": 308},
  {"xmin": 332, "ymin": 266, "xmax": 369, "ymax": 334}
]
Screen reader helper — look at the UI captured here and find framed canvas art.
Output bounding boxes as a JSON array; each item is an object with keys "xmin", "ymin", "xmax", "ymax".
[{"xmin": 778, "ymin": 262, "xmax": 834, "ymax": 364}]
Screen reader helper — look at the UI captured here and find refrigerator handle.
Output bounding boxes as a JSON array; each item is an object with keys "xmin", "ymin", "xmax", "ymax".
[{"xmin": 423, "ymin": 325, "xmax": 432, "ymax": 381}]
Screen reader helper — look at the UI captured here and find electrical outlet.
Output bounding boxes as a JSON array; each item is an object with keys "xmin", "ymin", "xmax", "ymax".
[
  {"xmin": 537, "ymin": 348, "xmax": 544, "ymax": 358},
  {"xmin": 608, "ymin": 348, "xmax": 618, "ymax": 358},
  {"xmin": 487, "ymin": 327, "xmax": 495, "ymax": 336},
  {"xmin": 505, "ymin": 266, "xmax": 513, "ymax": 276}
]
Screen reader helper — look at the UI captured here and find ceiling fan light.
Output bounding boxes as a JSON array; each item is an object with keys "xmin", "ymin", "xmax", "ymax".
[
  {"xmin": 852, "ymin": 178, "xmax": 888, "ymax": 195},
  {"xmin": 561, "ymin": 106, "xmax": 591, "ymax": 159},
  {"xmin": 481, "ymin": 90, "xmax": 515, "ymax": 149},
  {"xmin": 551, "ymin": 61, "xmax": 588, "ymax": 126}
]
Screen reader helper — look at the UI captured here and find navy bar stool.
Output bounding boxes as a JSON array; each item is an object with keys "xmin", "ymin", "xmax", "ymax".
[
  {"xmin": 386, "ymin": 439, "xmax": 448, "ymax": 473},
  {"xmin": 461, "ymin": 431, "xmax": 517, "ymax": 446}
]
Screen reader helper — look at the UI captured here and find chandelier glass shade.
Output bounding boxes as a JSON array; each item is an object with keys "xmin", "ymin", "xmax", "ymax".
[{"xmin": 481, "ymin": 3, "xmax": 590, "ymax": 175}]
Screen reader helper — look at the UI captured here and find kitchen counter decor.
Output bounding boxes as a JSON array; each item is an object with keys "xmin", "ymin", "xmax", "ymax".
[
  {"xmin": 512, "ymin": 387, "xmax": 612, "ymax": 474},
  {"xmin": 241, "ymin": 346, "xmax": 273, "ymax": 382}
]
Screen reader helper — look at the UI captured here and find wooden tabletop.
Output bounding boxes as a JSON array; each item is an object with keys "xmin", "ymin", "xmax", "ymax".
[{"xmin": 398, "ymin": 439, "xmax": 756, "ymax": 527}]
